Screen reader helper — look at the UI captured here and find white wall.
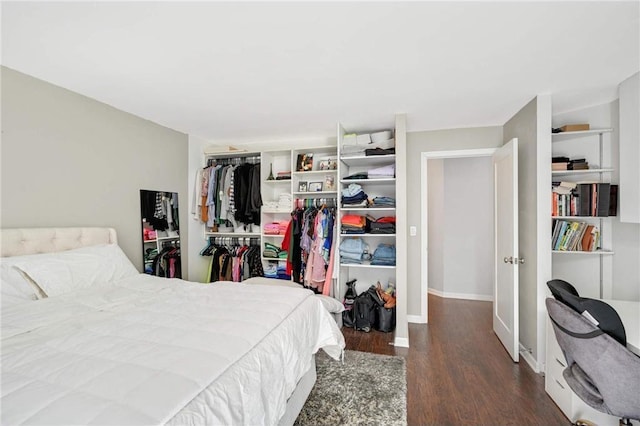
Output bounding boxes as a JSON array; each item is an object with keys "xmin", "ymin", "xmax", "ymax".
[
  {"xmin": 427, "ymin": 157, "xmax": 494, "ymax": 299},
  {"xmin": 1, "ymin": 67, "xmax": 189, "ymax": 271},
  {"xmin": 447, "ymin": 157, "xmax": 494, "ymax": 298},
  {"xmin": 187, "ymin": 134, "xmax": 211, "ymax": 282},
  {"xmin": 503, "ymin": 95, "xmax": 552, "ymax": 369},
  {"xmin": 406, "ymin": 127, "xmax": 504, "ymax": 316},
  {"xmin": 553, "ymin": 100, "xmax": 640, "ymax": 301},
  {"xmin": 427, "ymin": 159, "xmax": 445, "ymax": 293}
]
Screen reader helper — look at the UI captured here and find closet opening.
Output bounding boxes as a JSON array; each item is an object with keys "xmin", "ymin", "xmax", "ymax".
[{"xmin": 420, "ymin": 149, "xmax": 497, "ymax": 324}]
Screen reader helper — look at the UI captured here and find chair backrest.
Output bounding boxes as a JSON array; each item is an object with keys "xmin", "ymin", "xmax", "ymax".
[
  {"xmin": 547, "ymin": 279, "xmax": 580, "ymax": 303},
  {"xmin": 547, "ymin": 280, "xmax": 626, "ymax": 346},
  {"xmin": 546, "ymin": 298, "xmax": 640, "ymax": 419}
]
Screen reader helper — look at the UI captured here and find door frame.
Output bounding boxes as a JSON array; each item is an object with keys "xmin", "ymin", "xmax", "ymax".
[{"xmin": 414, "ymin": 148, "xmax": 497, "ymax": 324}]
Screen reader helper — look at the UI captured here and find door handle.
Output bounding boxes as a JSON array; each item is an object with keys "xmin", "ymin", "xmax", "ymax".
[
  {"xmin": 515, "ymin": 257, "xmax": 525, "ymax": 264},
  {"xmin": 503, "ymin": 256, "xmax": 513, "ymax": 264}
]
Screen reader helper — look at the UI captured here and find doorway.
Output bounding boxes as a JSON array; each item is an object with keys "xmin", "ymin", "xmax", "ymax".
[{"xmin": 419, "ymin": 149, "xmax": 497, "ymax": 323}]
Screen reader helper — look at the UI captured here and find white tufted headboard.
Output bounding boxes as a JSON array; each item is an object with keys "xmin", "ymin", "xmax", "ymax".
[{"xmin": 0, "ymin": 227, "xmax": 117, "ymax": 257}]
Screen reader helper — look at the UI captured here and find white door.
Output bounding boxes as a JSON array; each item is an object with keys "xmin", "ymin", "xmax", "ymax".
[{"xmin": 493, "ymin": 138, "xmax": 520, "ymax": 362}]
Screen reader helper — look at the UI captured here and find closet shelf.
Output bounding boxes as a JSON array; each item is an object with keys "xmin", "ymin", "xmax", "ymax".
[
  {"xmin": 551, "ymin": 128, "xmax": 613, "ymax": 141},
  {"xmin": 340, "ymin": 154, "xmax": 396, "ymax": 167},
  {"xmin": 340, "ymin": 178, "xmax": 395, "ymax": 184},
  {"xmin": 552, "ymin": 249, "xmax": 614, "ymax": 255},
  {"xmin": 292, "ymin": 170, "xmax": 337, "ymax": 176},
  {"xmin": 263, "ymin": 179, "xmax": 291, "ymax": 184},
  {"xmin": 552, "ymin": 168, "xmax": 613, "ymax": 176},
  {"xmin": 262, "ymin": 234, "xmax": 285, "ymax": 238},
  {"xmin": 552, "ymin": 216, "xmax": 612, "ymax": 220},
  {"xmin": 341, "ymin": 207, "xmax": 396, "ymax": 212},
  {"xmin": 341, "ymin": 233, "xmax": 396, "ymax": 237},
  {"xmin": 293, "ymin": 191, "xmax": 337, "ymax": 196},
  {"xmin": 339, "ymin": 263, "xmax": 396, "ymax": 269},
  {"xmin": 205, "ymin": 232, "xmax": 260, "ymax": 237}
]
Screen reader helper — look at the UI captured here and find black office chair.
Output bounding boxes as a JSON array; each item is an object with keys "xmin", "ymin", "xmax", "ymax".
[{"xmin": 546, "ymin": 282, "xmax": 640, "ymax": 425}]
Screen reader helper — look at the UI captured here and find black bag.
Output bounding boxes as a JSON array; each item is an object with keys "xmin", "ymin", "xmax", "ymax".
[
  {"xmin": 375, "ymin": 306, "xmax": 396, "ymax": 332},
  {"xmin": 354, "ymin": 286, "xmax": 384, "ymax": 332},
  {"xmin": 342, "ymin": 279, "xmax": 358, "ymax": 328}
]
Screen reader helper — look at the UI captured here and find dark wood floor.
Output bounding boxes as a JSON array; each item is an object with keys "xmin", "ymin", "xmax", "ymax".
[{"xmin": 342, "ymin": 294, "xmax": 569, "ymax": 426}]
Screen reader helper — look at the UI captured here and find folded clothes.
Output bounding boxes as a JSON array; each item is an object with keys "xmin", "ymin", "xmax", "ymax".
[
  {"xmin": 342, "ymin": 229, "xmax": 366, "ymax": 234},
  {"xmin": 341, "ymin": 214, "xmax": 366, "ymax": 227},
  {"xmin": 368, "ymin": 164, "xmax": 395, "ymax": 178},
  {"xmin": 375, "ymin": 216, "xmax": 396, "ymax": 223},
  {"xmin": 344, "ymin": 173, "xmax": 368, "ymax": 180},
  {"xmin": 370, "ymin": 226, "xmax": 395, "ymax": 234},
  {"xmin": 342, "ymin": 183, "xmax": 364, "ymax": 197},
  {"xmin": 342, "ymin": 192, "xmax": 368, "ymax": 204},
  {"xmin": 371, "ymin": 244, "xmax": 396, "ymax": 262},
  {"xmin": 365, "ymin": 147, "xmax": 395, "ymax": 156},
  {"xmin": 339, "ymin": 237, "xmax": 368, "ymax": 254},
  {"xmin": 342, "ymin": 199, "xmax": 369, "ymax": 208},
  {"xmin": 371, "ymin": 196, "xmax": 396, "ymax": 207}
]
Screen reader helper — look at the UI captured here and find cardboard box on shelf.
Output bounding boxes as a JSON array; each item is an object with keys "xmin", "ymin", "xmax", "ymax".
[{"xmin": 560, "ymin": 124, "xmax": 590, "ymax": 132}]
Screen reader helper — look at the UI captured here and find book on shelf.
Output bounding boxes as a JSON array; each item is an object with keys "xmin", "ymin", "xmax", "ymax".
[
  {"xmin": 552, "ymin": 219, "xmax": 600, "ymax": 252},
  {"xmin": 609, "ymin": 185, "xmax": 618, "ymax": 216},
  {"xmin": 596, "ymin": 183, "xmax": 611, "ymax": 217},
  {"xmin": 551, "ymin": 182, "xmax": 617, "ymax": 217},
  {"xmin": 552, "ymin": 163, "xmax": 569, "ymax": 171}
]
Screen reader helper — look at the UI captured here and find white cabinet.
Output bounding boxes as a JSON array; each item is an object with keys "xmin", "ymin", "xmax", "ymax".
[{"xmin": 545, "ymin": 320, "xmax": 622, "ymax": 426}]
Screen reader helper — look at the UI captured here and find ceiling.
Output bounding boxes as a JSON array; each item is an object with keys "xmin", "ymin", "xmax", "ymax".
[{"xmin": 2, "ymin": 1, "xmax": 639, "ymax": 142}]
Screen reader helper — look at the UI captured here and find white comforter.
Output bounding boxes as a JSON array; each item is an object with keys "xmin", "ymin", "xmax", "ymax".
[{"xmin": 1, "ymin": 275, "xmax": 345, "ymax": 425}]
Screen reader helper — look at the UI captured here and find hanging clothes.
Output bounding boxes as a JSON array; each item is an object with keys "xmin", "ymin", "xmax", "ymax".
[
  {"xmin": 151, "ymin": 244, "xmax": 181, "ymax": 278},
  {"xmin": 284, "ymin": 206, "xmax": 336, "ymax": 293},
  {"xmin": 200, "ymin": 239, "xmax": 263, "ymax": 283}
]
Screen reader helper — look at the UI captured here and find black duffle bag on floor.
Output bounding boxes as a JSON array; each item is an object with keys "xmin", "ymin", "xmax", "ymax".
[{"xmin": 354, "ymin": 285, "xmax": 384, "ymax": 332}]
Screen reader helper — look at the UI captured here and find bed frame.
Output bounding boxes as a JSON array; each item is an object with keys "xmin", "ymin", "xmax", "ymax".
[{"xmin": 0, "ymin": 226, "xmax": 315, "ymax": 425}]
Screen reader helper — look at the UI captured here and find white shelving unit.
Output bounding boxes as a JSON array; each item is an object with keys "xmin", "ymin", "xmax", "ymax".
[
  {"xmin": 336, "ymin": 124, "xmax": 398, "ymax": 298},
  {"xmin": 547, "ymin": 127, "xmax": 618, "ymax": 422},
  {"xmin": 551, "ymin": 128, "xmax": 614, "ymax": 264}
]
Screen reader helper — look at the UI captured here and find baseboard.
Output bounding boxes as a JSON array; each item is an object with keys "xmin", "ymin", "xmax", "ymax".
[
  {"xmin": 428, "ymin": 288, "xmax": 493, "ymax": 302},
  {"xmin": 519, "ymin": 342, "xmax": 540, "ymax": 373},
  {"xmin": 407, "ymin": 314, "xmax": 427, "ymax": 324},
  {"xmin": 394, "ymin": 337, "xmax": 409, "ymax": 348}
]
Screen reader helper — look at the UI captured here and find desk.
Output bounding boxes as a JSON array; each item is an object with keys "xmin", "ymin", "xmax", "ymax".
[{"xmin": 603, "ymin": 299, "xmax": 640, "ymax": 355}]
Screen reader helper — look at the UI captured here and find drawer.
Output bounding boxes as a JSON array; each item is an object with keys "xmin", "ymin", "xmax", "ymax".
[{"xmin": 546, "ymin": 366, "xmax": 572, "ymax": 416}]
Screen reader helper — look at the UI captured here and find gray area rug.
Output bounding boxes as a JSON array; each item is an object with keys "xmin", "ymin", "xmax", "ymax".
[{"xmin": 295, "ymin": 350, "xmax": 407, "ymax": 426}]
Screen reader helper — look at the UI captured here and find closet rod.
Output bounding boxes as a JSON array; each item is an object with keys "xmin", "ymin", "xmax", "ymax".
[
  {"xmin": 207, "ymin": 155, "xmax": 261, "ymax": 167},
  {"xmin": 207, "ymin": 236, "xmax": 261, "ymax": 246},
  {"xmin": 294, "ymin": 198, "xmax": 338, "ymax": 209}
]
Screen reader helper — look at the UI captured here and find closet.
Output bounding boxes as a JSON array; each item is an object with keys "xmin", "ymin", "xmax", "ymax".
[
  {"xmin": 336, "ymin": 123, "xmax": 398, "ymax": 304},
  {"xmin": 140, "ymin": 189, "xmax": 181, "ymax": 278}
]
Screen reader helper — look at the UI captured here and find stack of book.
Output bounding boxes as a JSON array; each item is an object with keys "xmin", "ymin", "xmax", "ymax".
[
  {"xmin": 275, "ymin": 171, "xmax": 291, "ymax": 180},
  {"xmin": 551, "ymin": 182, "xmax": 618, "ymax": 217},
  {"xmin": 552, "ymin": 220, "xmax": 600, "ymax": 252},
  {"xmin": 552, "ymin": 157, "xmax": 589, "ymax": 171}
]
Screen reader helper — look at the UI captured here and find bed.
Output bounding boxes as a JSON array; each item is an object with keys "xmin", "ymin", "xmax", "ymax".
[{"xmin": 0, "ymin": 227, "xmax": 345, "ymax": 425}]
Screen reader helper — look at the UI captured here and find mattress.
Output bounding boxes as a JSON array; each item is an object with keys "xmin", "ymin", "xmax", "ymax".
[{"xmin": 1, "ymin": 274, "xmax": 345, "ymax": 425}]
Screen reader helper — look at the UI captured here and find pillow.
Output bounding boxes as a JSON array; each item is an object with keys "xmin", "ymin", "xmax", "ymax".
[
  {"xmin": 13, "ymin": 244, "xmax": 139, "ymax": 298},
  {"xmin": 314, "ymin": 294, "xmax": 345, "ymax": 314},
  {"xmin": 1, "ymin": 255, "xmax": 50, "ymax": 307}
]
